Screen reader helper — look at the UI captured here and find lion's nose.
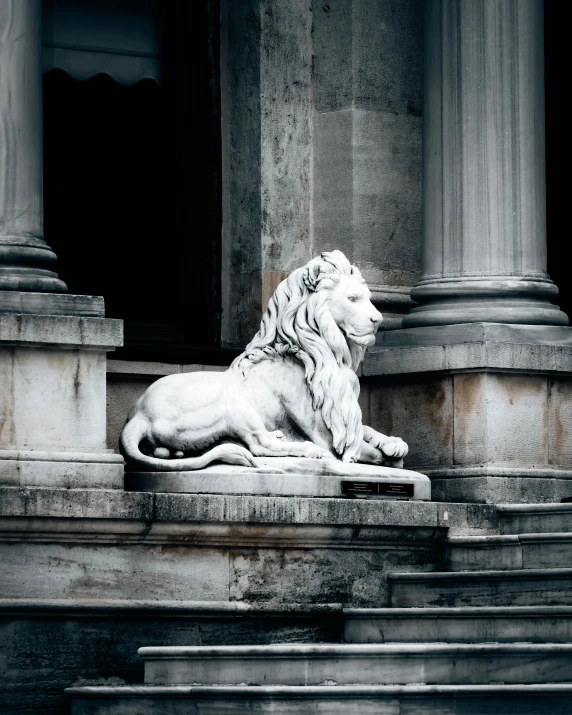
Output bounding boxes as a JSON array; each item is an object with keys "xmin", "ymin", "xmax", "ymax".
[{"xmin": 371, "ymin": 309, "xmax": 383, "ymax": 325}]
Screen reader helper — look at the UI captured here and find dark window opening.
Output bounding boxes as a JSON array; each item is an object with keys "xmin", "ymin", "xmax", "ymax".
[{"xmin": 42, "ymin": 1, "xmax": 225, "ymax": 362}]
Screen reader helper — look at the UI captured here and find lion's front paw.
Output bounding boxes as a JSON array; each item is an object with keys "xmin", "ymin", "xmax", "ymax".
[
  {"xmin": 381, "ymin": 436, "xmax": 408, "ymax": 459},
  {"xmin": 366, "ymin": 432, "xmax": 408, "ymax": 459},
  {"xmin": 302, "ymin": 442, "xmax": 330, "ymax": 459}
]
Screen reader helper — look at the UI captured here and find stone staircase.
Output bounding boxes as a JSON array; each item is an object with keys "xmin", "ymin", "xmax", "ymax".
[{"xmin": 67, "ymin": 503, "xmax": 572, "ymax": 714}]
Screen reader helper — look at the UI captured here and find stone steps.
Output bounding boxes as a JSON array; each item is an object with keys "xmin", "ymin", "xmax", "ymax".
[
  {"xmin": 67, "ymin": 684, "xmax": 572, "ymax": 714},
  {"xmin": 139, "ymin": 643, "xmax": 572, "ymax": 686},
  {"xmin": 498, "ymin": 503, "xmax": 572, "ymax": 535},
  {"xmin": 390, "ymin": 568, "xmax": 572, "ymax": 607},
  {"xmin": 343, "ymin": 606, "xmax": 572, "ymax": 643},
  {"xmin": 445, "ymin": 532, "xmax": 572, "ymax": 571},
  {"xmin": 67, "ymin": 504, "xmax": 572, "ymax": 713}
]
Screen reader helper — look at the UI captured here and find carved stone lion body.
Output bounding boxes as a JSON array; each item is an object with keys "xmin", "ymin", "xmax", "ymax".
[{"xmin": 120, "ymin": 251, "xmax": 408, "ymax": 470}]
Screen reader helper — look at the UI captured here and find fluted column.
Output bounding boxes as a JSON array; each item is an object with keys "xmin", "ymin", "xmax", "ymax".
[
  {"xmin": 403, "ymin": 0, "xmax": 567, "ymax": 328},
  {"xmin": 0, "ymin": 0, "xmax": 66, "ymax": 295}
]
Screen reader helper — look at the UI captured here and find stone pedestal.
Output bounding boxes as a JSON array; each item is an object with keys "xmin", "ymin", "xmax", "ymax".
[
  {"xmin": 0, "ymin": 312, "xmax": 123, "ymax": 488},
  {"xmin": 364, "ymin": 324, "xmax": 572, "ymax": 504},
  {"xmin": 125, "ymin": 460, "xmax": 431, "ymax": 501}
]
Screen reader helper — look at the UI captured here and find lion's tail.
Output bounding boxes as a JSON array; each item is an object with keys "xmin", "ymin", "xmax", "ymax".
[{"xmin": 119, "ymin": 414, "xmax": 256, "ymax": 471}]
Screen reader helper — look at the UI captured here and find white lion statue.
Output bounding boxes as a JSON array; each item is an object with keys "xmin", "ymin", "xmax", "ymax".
[{"xmin": 120, "ymin": 250, "xmax": 408, "ymax": 470}]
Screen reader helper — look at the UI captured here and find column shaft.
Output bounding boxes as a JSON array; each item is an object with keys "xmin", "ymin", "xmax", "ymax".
[
  {"xmin": 404, "ymin": 0, "xmax": 567, "ymax": 327},
  {"xmin": 0, "ymin": 0, "xmax": 66, "ymax": 292}
]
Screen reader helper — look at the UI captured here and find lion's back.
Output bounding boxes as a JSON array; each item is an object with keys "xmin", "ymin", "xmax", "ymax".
[{"xmin": 135, "ymin": 369, "xmax": 236, "ymax": 421}]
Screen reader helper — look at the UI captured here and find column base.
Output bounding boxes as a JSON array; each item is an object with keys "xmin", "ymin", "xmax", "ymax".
[
  {"xmin": 369, "ymin": 285, "xmax": 416, "ymax": 330},
  {"xmin": 403, "ymin": 277, "xmax": 569, "ymax": 328},
  {"xmin": 0, "ymin": 237, "xmax": 68, "ymax": 293}
]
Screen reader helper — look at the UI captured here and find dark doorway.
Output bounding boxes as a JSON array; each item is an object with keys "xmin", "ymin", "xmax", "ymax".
[{"xmin": 43, "ymin": 1, "xmax": 224, "ymax": 362}]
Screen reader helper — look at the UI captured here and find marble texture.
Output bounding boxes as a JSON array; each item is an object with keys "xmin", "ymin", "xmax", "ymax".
[{"xmin": 120, "ymin": 252, "xmax": 409, "ymax": 477}]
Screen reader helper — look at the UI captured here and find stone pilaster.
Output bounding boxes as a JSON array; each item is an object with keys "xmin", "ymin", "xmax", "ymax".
[
  {"xmin": 403, "ymin": 0, "xmax": 567, "ymax": 328},
  {"xmin": 312, "ymin": 0, "xmax": 422, "ymax": 328},
  {"xmin": 220, "ymin": 0, "xmax": 423, "ymax": 347},
  {"xmin": 0, "ymin": 0, "xmax": 67, "ymax": 297}
]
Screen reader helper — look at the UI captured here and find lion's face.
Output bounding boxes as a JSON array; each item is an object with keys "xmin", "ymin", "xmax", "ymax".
[{"xmin": 326, "ymin": 274, "xmax": 383, "ymax": 347}]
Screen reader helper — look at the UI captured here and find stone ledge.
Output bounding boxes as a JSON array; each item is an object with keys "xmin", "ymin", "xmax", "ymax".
[
  {"xmin": 64, "ymin": 683, "xmax": 572, "ymax": 715},
  {"xmin": 0, "ymin": 291, "xmax": 105, "ymax": 317},
  {"xmin": 0, "ymin": 487, "xmax": 498, "ymax": 531},
  {"xmin": 65, "ymin": 683, "xmax": 572, "ymax": 696},
  {"xmin": 107, "ymin": 360, "xmax": 225, "ymax": 377},
  {"xmin": 365, "ymin": 323, "xmax": 572, "ymax": 376},
  {"xmin": 0, "ymin": 598, "xmax": 343, "ymax": 617},
  {"xmin": 0, "ymin": 313, "xmax": 123, "ymax": 349}
]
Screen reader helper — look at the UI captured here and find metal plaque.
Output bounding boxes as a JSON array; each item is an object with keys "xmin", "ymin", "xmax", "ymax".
[{"xmin": 341, "ymin": 480, "xmax": 414, "ymax": 498}]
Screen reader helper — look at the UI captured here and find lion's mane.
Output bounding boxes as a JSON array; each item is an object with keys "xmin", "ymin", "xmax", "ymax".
[{"xmin": 231, "ymin": 251, "xmax": 367, "ymax": 462}]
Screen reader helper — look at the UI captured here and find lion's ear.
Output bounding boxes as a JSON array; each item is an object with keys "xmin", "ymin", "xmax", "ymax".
[
  {"xmin": 304, "ymin": 252, "xmax": 343, "ymax": 291},
  {"xmin": 303, "ymin": 259, "xmax": 325, "ymax": 292}
]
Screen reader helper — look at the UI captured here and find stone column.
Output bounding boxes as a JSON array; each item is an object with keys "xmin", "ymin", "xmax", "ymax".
[
  {"xmin": 403, "ymin": 0, "xmax": 568, "ymax": 328},
  {"xmin": 0, "ymin": 0, "xmax": 67, "ymax": 298}
]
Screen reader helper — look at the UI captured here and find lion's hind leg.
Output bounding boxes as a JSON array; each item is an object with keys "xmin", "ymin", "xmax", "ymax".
[{"xmin": 236, "ymin": 409, "xmax": 328, "ymax": 460}]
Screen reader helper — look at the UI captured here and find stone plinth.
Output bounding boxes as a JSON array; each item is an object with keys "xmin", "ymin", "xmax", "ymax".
[
  {"xmin": 363, "ymin": 323, "xmax": 572, "ymax": 504},
  {"xmin": 0, "ymin": 313, "xmax": 123, "ymax": 488},
  {"xmin": 125, "ymin": 461, "xmax": 430, "ymax": 501}
]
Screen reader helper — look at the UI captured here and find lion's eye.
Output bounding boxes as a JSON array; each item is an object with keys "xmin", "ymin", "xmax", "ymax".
[{"xmin": 348, "ymin": 295, "xmax": 358, "ymax": 302}]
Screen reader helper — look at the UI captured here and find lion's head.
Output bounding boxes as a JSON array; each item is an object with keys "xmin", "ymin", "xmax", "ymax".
[{"xmin": 232, "ymin": 251, "xmax": 382, "ymax": 461}]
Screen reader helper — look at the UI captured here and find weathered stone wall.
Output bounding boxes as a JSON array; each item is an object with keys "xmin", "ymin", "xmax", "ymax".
[{"xmin": 220, "ymin": 0, "xmax": 422, "ymax": 347}]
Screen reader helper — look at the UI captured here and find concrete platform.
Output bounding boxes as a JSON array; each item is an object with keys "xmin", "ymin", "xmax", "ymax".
[
  {"xmin": 139, "ymin": 643, "xmax": 572, "ymax": 686},
  {"xmin": 125, "ymin": 460, "xmax": 431, "ymax": 500},
  {"xmin": 343, "ymin": 606, "xmax": 572, "ymax": 643},
  {"xmin": 390, "ymin": 568, "xmax": 572, "ymax": 607},
  {"xmin": 67, "ymin": 684, "xmax": 572, "ymax": 715}
]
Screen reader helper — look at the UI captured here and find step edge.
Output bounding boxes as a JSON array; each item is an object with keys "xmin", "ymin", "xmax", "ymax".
[
  {"xmin": 138, "ymin": 643, "xmax": 572, "ymax": 658},
  {"xmin": 65, "ymin": 683, "xmax": 572, "ymax": 697},
  {"xmin": 343, "ymin": 606, "xmax": 572, "ymax": 617},
  {"xmin": 389, "ymin": 567, "xmax": 572, "ymax": 581}
]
